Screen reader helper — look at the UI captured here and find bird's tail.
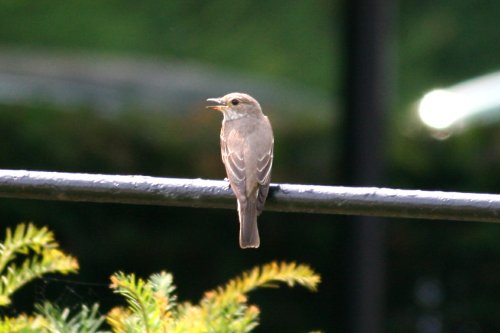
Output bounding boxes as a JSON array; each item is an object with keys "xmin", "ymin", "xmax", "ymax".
[{"xmin": 238, "ymin": 198, "xmax": 260, "ymax": 249}]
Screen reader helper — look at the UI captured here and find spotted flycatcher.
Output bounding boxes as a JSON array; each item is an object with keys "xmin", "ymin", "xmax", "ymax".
[{"xmin": 207, "ymin": 92, "xmax": 274, "ymax": 248}]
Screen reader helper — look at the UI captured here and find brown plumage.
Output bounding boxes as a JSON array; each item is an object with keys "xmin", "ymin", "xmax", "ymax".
[{"xmin": 207, "ymin": 93, "xmax": 274, "ymax": 248}]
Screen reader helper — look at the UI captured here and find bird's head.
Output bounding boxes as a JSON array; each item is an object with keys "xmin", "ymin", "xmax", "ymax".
[{"xmin": 207, "ymin": 92, "xmax": 262, "ymax": 120}]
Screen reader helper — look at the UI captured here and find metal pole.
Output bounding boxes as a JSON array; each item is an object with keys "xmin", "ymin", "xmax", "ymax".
[
  {"xmin": 341, "ymin": 0, "xmax": 394, "ymax": 330},
  {"xmin": 0, "ymin": 169, "xmax": 498, "ymax": 222}
]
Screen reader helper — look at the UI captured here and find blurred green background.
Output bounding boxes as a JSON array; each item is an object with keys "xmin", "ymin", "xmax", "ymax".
[{"xmin": 0, "ymin": 0, "xmax": 500, "ymax": 332}]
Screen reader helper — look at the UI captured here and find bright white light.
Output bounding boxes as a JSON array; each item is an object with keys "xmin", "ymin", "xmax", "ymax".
[
  {"xmin": 418, "ymin": 72, "xmax": 500, "ymax": 131},
  {"xmin": 418, "ymin": 89, "xmax": 468, "ymax": 129}
]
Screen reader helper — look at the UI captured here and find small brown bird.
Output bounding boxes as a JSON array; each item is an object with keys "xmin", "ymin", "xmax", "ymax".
[{"xmin": 207, "ymin": 92, "xmax": 274, "ymax": 248}]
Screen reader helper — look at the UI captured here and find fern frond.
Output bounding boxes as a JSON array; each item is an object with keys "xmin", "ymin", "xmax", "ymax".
[
  {"xmin": 0, "ymin": 223, "xmax": 57, "ymax": 274},
  {"xmin": 173, "ymin": 262, "xmax": 320, "ymax": 333},
  {"xmin": 202, "ymin": 261, "xmax": 320, "ymax": 307},
  {"xmin": 107, "ymin": 307, "xmax": 132, "ymax": 333},
  {"xmin": 0, "ymin": 313, "xmax": 49, "ymax": 333},
  {"xmin": 149, "ymin": 271, "xmax": 177, "ymax": 324},
  {"xmin": 110, "ymin": 272, "xmax": 151, "ymax": 332},
  {"xmin": 35, "ymin": 302, "xmax": 106, "ymax": 333},
  {"xmin": 109, "ymin": 271, "xmax": 176, "ymax": 333},
  {"xmin": 0, "ymin": 248, "xmax": 78, "ymax": 306}
]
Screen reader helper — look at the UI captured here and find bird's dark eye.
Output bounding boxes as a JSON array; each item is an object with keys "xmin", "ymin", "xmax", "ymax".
[{"xmin": 231, "ymin": 99, "xmax": 239, "ymax": 106}]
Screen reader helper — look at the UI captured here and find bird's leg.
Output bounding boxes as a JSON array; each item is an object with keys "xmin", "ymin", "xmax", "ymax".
[{"xmin": 224, "ymin": 177, "xmax": 232, "ymax": 189}]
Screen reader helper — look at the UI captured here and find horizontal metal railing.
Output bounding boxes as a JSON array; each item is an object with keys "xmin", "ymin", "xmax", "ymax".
[{"xmin": 0, "ymin": 169, "xmax": 499, "ymax": 222}]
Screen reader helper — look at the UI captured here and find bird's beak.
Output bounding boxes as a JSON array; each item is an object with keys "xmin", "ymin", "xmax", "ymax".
[{"xmin": 206, "ymin": 98, "xmax": 226, "ymax": 111}]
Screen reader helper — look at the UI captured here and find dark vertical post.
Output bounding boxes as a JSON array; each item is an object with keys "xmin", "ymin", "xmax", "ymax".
[{"xmin": 341, "ymin": 0, "xmax": 393, "ymax": 332}]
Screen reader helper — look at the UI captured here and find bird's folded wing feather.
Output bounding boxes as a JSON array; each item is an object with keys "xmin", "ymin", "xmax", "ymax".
[
  {"xmin": 256, "ymin": 140, "xmax": 273, "ymax": 185},
  {"xmin": 255, "ymin": 139, "xmax": 273, "ymax": 213},
  {"xmin": 221, "ymin": 129, "xmax": 246, "ymax": 197}
]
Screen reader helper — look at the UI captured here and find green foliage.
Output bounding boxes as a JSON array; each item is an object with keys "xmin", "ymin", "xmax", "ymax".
[
  {"xmin": 0, "ymin": 314, "xmax": 48, "ymax": 333},
  {"xmin": 107, "ymin": 271, "xmax": 177, "ymax": 333},
  {"xmin": 0, "ymin": 224, "xmax": 322, "ymax": 332},
  {"xmin": 35, "ymin": 302, "xmax": 106, "ymax": 333},
  {"xmin": 108, "ymin": 262, "xmax": 321, "ymax": 333},
  {"xmin": 0, "ymin": 303, "xmax": 106, "ymax": 333},
  {"xmin": 0, "ymin": 223, "xmax": 104, "ymax": 333},
  {"xmin": 0, "ymin": 1, "xmax": 335, "ymax": 90},
  {"xmin": 0, "ymin": 223, "xmax": 79, "ymax": 306}
]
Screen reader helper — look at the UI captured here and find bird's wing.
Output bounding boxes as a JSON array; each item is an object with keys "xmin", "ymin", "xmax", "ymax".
[
  {"xmin": 256, "ymin": 139, "xmax": 274, "ymax": 185},
  {"xmin": 221, "ymin": 127, "xmax": 246, "ymax": 196},
  {"xmin": 256, "ymin": 138, "xmax": 274, "ymax": 214}
]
